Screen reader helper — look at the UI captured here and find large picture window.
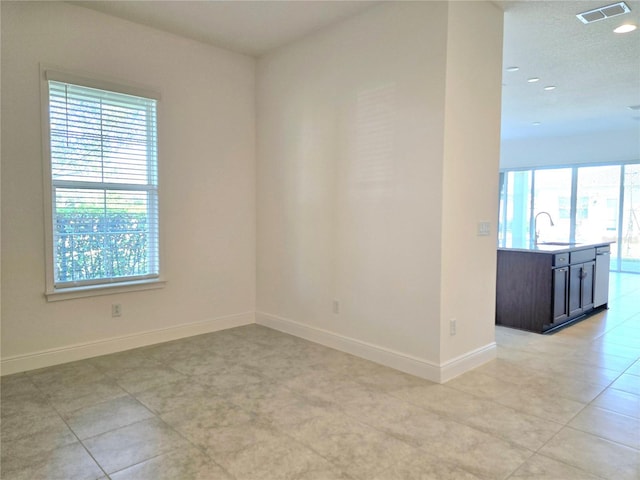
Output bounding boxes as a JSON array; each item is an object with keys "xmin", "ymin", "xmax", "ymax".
[
  {"xmin": 499, "ymin": 163, "xmax": 640, "ymax": 273},
  {"xmin": 44, "ymin": 71, "xmax": 160, "ymax": 295}
]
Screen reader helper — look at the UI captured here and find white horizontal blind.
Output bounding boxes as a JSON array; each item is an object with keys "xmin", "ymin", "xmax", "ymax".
[{"xmin": 48, "ymin": 80, "xmax": 159, "ymax": 288}]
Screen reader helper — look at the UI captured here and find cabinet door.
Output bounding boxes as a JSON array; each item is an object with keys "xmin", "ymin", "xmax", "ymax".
[
  {"xmin": 552, "ymin": 267, "xmax": 569, "ymax": 323},
  {"xmin": 569, "ymin": 264, "xmax": 583, "ymax": 317},
  {"xmin": 581, "ymin": 261, "xmax": 595, "ymax": 311}
]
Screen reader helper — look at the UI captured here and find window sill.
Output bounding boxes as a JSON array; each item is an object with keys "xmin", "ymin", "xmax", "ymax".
[{"xmin": 45, "ymin": 278, "xmax": 166, "ymax": 302}]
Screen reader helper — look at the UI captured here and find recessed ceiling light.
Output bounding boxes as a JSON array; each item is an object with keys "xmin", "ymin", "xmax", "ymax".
[
  {"xmin": 532, "ymin": 122, "xmax": 542, "ymax": 126},
  {"xmin": 614, "ymin": 24, "xmax": 638, "ymax": 33},
  {"xmin": 543, "ymin": 86, "xmax": 557, "ymax": 91},
  {"xmin": 528, "ymin": 77, "xmax": 540, "ymax": 83},
  {"xmin": 506, "ymin": 66, "xmax": 519, "ymax": 72}
]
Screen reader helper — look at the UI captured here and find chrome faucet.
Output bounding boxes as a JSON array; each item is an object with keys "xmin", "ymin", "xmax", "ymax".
[{"xmin": 534, "ymin": 211, "xmax": 555, "ymax": 244}]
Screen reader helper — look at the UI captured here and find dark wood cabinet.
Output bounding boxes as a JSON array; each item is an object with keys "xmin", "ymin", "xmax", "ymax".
[
  {"xmin": 552, "ymin": 266, "xmax": 569, "ymax": 324},
  {"xmin": 569, "ymin": 261, "xmax": 595, "ymax": 317},
  {"xmin": 497, "ymin": 245, "xmax": 606, "ymax": 333}
]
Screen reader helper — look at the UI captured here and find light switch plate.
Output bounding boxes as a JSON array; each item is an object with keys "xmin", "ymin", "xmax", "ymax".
[{"xmin": 477, "ymin": 221, "xmax": 491, "ymax": 236}]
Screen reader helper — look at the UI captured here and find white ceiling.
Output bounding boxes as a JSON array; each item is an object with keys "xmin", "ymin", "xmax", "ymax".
[
  {"xmin": 70, "ymin": 1, "xmax": 381, "ymax": 56},
  {"xmin": 71, "ymin": 0, "xmax": 640, "ymax": 143},
  {"xmin": 501, "ymin": 0, "xmax": 640, "ymax": 140}
]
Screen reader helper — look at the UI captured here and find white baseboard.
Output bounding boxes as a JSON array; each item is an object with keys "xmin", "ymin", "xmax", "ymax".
[
  {"xmin": 439, "ymin": 342, "xmax": 497, "ymax": 383},
  {"xmin": 257, "ymin": 311, "xmax": 495, "ymax": 383},
  {"xmin": 1, "ymin": 312, "xmax": 255, "ymax": 376},
  {"xmin": 2, "ymin": 310, "xmax": 496, "ymax": 381}
]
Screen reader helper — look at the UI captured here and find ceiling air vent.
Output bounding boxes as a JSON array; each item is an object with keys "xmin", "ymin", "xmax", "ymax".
[{"xmin": 576, "ymin": 2, "xmax": 631, "ymax": 24}]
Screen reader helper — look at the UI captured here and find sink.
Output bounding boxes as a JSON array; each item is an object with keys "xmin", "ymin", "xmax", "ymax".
[{"xmin": 538, "ymin": 242, "xmax": 581, "ymax": 246}]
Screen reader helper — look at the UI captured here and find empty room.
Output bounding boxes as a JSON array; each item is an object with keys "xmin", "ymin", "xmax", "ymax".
[{"xmin": 1, "ymin": 1, "xmax": 639, "ymax": 479}]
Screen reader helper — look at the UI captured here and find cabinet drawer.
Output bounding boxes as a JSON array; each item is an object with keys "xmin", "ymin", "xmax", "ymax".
[
  {"xmin": 596, "ymin": 245, "xmax": 610, "ymax": 254},
  {"xmin": 571, "ymin": 248, "xmax": 596, "ymax": 264},
  {"xmin": 553, "ymin": 253, "xmax": 569, "ymax": 266}
]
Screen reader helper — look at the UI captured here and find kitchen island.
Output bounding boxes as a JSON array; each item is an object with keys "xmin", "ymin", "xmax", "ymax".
[{"xmin": 496, "ymin": 240, "xmax": 612, "ymax": 333}]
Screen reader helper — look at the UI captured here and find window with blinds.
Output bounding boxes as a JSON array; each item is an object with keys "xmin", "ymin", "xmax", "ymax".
[{"xmin": 47, "ymin": 77, "xmax": 159, "ymax": 289}]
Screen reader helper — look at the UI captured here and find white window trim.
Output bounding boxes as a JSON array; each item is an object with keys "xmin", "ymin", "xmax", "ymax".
[{"xmin": 40, "ymin": 65, "xmax": 166, "ymax": 301}]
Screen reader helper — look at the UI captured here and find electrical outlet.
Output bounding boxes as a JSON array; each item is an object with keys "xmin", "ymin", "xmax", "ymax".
[
  {"xmin": 112, "ymin": 304, "xmax": 122, "ymax": 317},
  {"xmin": 333, "ymin": 300, "xmax": 340, "ymax": 314},
  {"xmin": 449, "ymin": 318, "xmax": 457, "ymax": 336}
]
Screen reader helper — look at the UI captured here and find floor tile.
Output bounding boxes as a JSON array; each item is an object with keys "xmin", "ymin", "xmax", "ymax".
[
  {"xmin": 522, "ymin": 374, "xmax": 607, "ymax": 404},
  {"xmin": 281, "ymin": 369, "xmax": 372, "ymax": 405},
  {"xmin": 539, "ymin": 427, "xmax": 640, "ymax": 480},
  {"xmin": 455, "ymin": 400, "xmax": 564, "ymax": 451},
  {"xmin": 160, "ymin": 400, "xmax": 263, "ymax": 455},
  {"xmin": 166, "ymin": 351, "xmax": 232, "ymax": 376},
  {"xmin": 133, "ymin": 377, "xmax": 216, "ymax": 415},
  {"xmin": 0, "ymin": 442, "xmax": 104, "ymax": 480},
  {"xmin": 412, "ymin": 420, "xmax": 532, "ymax": 480},
  {"xmin": 509, "ymin": 453, "xmax": 603, "ymax": 480},
  {"xmin": 262, "ymin": 395, "xmax": 333, "ymax": 430},
  {"xmin": 609, "ymin": 373, "xmax": 640, "ymax": 396},
  {"xmin": 0, "ymin": 374, "xmax": 40, "ymax": 400},
  {"xmin": 215, "ymin": 432, "xmax": 350, "ymax": 480},
  {"xmin": 0, "ymin": 415, "xmax": 77, "ymax": 467},
  {"xmin": 141, "ymin": 339, "xmax": 204, "ymax": 364},
  {"xmin": 114, "ymin": 366, "xmax": 186, "ymax": 394},
  {"xmin": 1, "ymin": 410, "xmax": 72, "ymax": 443},
  {"xmin": 591, "ymin": 387, "xmax": 640, "ymax": 418},
  {"xmin": 445, "ymin": 370, "xmax": 514, "ymax": 400},
  {"xmin": 82, "ymin": 417, "xmax": 190, "ymax": 474},
  {"xmin": 561, "ymin": 350, "xmax": 635, "ymax": 376},
  {"xmin": 160, "ymin": 397, "xmax": 254, "ymax": 435},
  {"xmin": 109, "ymin": 446, "xmax": 233, "ymax": 480},
  {"xmin": 191, "ymin": 365, "xmax": 264, "ymax": 392},
  {"xmin": 226, "ymin": 380, "xmax": 308, "ymax": 418},
  {"xmin": 0, "ymin": 391, "xmax": 57, "ymax": 419},
  {"xmin": 201, "ymin": 422, "xmax": 282, "ymax": 458},
  {"xmin": 284, "ymin": 411, "xmax": 417, "ymax": 479},
  {"xmin": 46, "ymin": 378, "xmax": 129, "ymax": 414},
  {"xmin": 490, "ymin": 384, "xmax": 587, "ymax": 424},
  {"xmin": 389, "ymin": 383, "xmax": 488, "ymax": 419},
  {"xmin": 63, "ymin": 395, "xmax": 155, "ymax": 439},
  {"xmin": 372, "ymin": 449, "xmax": 482, "ymax": 480},
  {"xmin": 90, "ymin": 349, "xmax": 164, "ymax": 378},
  {"xmin": 568, "ymin": 405, "xmax": 640, "ymax": 449},
  {"xmin": 241, "ymin": 352, "xmax": 325, "ymax": 380},
  {"xmin": 589, "ymin": 338, "xmax": 640, "ymax": 359},
  {"xmin": 27, "ymin": 362, "xmax": 108, "ymax": 394},
  {"xmin": 627, "ymin": 359, "xmax": 640, "ymax": 376},
  {"xmin": 352, "ymin": 366, "xmax": 429, "ymax": 392}
]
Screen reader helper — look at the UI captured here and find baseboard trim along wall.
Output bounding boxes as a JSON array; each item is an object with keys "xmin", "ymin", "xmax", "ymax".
[
  {"xmin": 256, "ymin": 311, "xmax": 496, "ymax": 383},
  {"xmin": 0, "ymin": 311, "xmax": 255, "ymax": 376},
  {"xmin": 439, "ymin": 343, "xmax": 497, "ymax": 383}
]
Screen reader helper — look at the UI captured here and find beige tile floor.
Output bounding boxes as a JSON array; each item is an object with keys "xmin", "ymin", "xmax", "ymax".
[{"xmin": 1, "ymin": 272, "xmax": 639, "ymax": 479}]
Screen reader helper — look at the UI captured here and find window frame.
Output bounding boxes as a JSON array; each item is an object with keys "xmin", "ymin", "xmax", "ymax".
[
  {"xmin": 499, "ymin": 160, "xmax": 640, "ymax": 274},
  {"xmin": 41, "ymin": 66, "xmax": 165, "ymax": 301}
]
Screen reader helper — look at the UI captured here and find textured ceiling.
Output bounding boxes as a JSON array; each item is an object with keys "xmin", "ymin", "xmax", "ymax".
[
  {"xmin": 71, "ymin": 0, "xmax": 640, "ymax": 143},
  {"xmin": 500, "ymin": 0, "xmax": 640, "ymax": 140}
]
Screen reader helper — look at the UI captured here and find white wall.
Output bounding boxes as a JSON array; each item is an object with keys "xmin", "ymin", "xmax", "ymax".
[
  {"xmin": 2, "ymin": 0, "xmax": 504, "ymax": 381},
  {"xmin": 440, "ymin": 1, "xmax": 503, "ymax": 363},
  {"xmin": 256, "ymin": 1, "xmax": 502, "ymax": 381},
  {"xmin": 1, "ymin": 1, "xmax": 256, "ymax": 373}
]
